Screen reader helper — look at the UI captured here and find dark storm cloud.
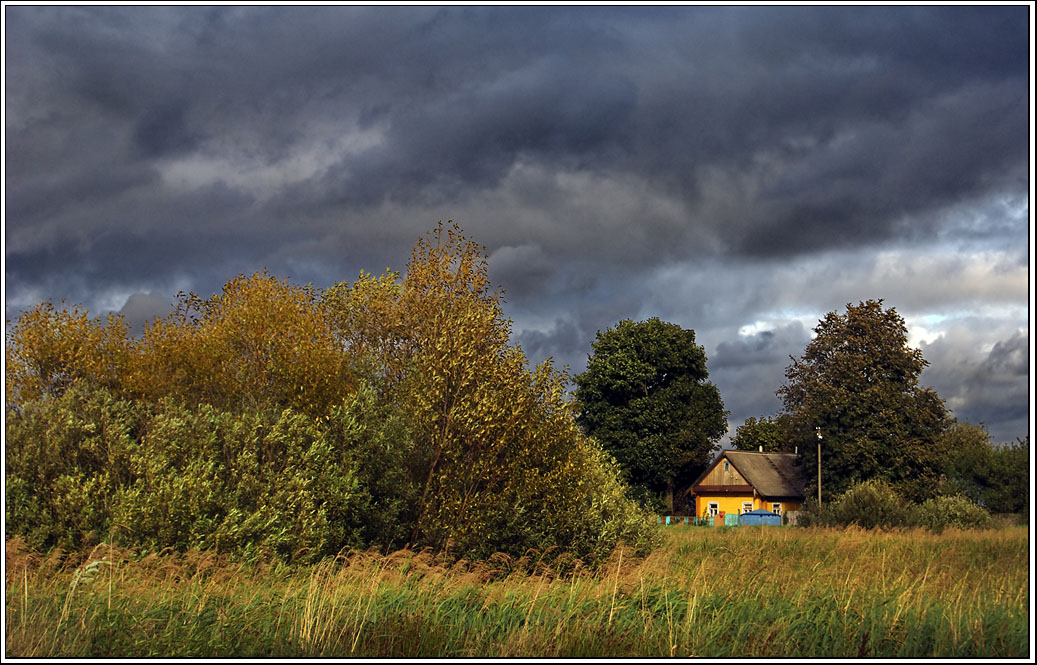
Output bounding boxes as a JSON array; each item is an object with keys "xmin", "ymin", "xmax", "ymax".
[
  {"xmin": 7, "ymin": 6, "xmax": 1028, "ymax": 262},
  {"xmin": 707, "ymin": 323, "xmax": 814, "ymax": 433},
  {"xmin": 4, "ymin": 5, "xmax": 1030, "ymax": 445},
  {"xmin": 921, "ymin": 328, "xmax": 1030, "ymax": 444}
]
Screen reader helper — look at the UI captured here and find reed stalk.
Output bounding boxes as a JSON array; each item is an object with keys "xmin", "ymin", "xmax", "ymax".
[{"xmin": 5, "ymin": 527, "xmax": 1028, "ymax": 658}]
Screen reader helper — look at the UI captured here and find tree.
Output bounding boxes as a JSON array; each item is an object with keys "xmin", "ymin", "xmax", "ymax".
[
  {"xmin": 939, "ymin": 423, "xmax": 1029, "ymax": 514},
  {"xmin": 777, "ymin": 299, "xmax": 950, "ymax": 502},
  {"xmin": 127, "ymin": 271, "xmax": 355, "ymax": 416},
  {"xmin": 731, "ymin": 415, "xmax": 794, "ymax": 452},
  {"xmin": 5, "ymin": 301, "xmax": 131, "ymax": 405},
  {"xmin": 6, "ymin": 224, "xmax": 659, "ymax": 562},
  {"xmin": 6, "ymin": 223, "xmax": 659, "ymax": 563},
  {"xmin": 573, "ymin": 318, "xmax": 728, "ymax": 512},
  {"xmin": 323, "ymin": 222, "xmax": 657, "ymax": 559}
]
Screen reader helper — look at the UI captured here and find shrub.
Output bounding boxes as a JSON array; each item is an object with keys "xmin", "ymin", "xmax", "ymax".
[
  {"xmin": 797, "ymin": 479, "xmax": 997, "ymax": 533},
  {"xmin": 801, "ymin": 479, "xmax": 911, "ymax": 529},
  {"xmin": 915, "ymin": 495, "xmax": 993, "ymax": 533},
  {"xmin": 5, "ymin": 382, "xmax": 415, "ymax": 561},
  {"xmin": 4, "ymin": 385, "xmax": 144, "ymax": 551}
]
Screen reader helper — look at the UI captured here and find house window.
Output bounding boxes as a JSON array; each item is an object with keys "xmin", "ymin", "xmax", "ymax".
[
  {"xmin": 708, "ymin": 502, "xmax": 719, "ymax": 516},
  {"xmin": 742, "ymin": 502, "xmax": 753, "ymax": 514},
  {"xmin": 771, "ymin": 503, "xmax": 782, "ymax": 514},
  {"xmin": 724, "ymin": 460, "xmax": 730, "ymax": 472}
]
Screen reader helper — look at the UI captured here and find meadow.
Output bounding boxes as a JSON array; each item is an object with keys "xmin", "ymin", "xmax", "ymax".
[{"xmin": 4, "ymin": 525, "xmax": 1030, "ymax": 658}]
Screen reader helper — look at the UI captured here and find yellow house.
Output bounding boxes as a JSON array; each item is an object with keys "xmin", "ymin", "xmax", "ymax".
[{"xmin": 689, "ymin": 450, "xmax": 805, "ymax": 521}]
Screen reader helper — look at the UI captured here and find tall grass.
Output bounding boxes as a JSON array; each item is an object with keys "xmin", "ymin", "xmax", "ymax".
[{"xmin": 5, "ymin": 526, "xmax": 1029, "ymax": 658}]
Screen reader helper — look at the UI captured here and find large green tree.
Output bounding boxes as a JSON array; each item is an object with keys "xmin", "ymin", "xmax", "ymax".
[
  {"xmin": 573, "ymin": 318, "xmax": 728, "ymax": 512},
  {"xmin": 777, "ymin": 300, "xmax": 950, "ymax": 502}
]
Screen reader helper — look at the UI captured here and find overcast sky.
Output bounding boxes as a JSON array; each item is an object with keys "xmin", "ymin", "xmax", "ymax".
[{"xmin": 4, "ymin": 5, "xmax": 1032, "ymax": 445}]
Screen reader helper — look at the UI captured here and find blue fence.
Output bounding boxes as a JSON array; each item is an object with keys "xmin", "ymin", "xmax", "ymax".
[{"xmin": 656, "ymin": 511, "xmax": 784, "ymax": 527}]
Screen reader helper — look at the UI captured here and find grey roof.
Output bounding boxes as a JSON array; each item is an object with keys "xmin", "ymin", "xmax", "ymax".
[{"xmin": 722, "ymin": 451, "xmax": 806, "ymax": 499}]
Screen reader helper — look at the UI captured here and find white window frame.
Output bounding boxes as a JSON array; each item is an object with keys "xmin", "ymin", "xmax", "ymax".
[
  {"xmin": 707, "ymin": 502, "xmax": 719, "ymax": 516},
  {"xmin": 742, "ymin": 501, "xmax": 753, "ymax": 514},
  {"xmin": 771, "ymin": 503, "xmax": 782, "ymax": 515}
]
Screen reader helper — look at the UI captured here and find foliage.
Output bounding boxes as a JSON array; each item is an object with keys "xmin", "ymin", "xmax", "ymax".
[
  {"xmin": 5, "ymin": 301, "xmax": 131, "ymax": 405},
  {"xmin": 777, "ymin": 300, "xmax": 950, "ymax": 502},
  {"xmin": 324, "ymin": 222, "xmax": 657, "ymax": 560},
  {"xmin": 4, "ymin": 385, "xmax": 144, "ymax": 551},
  {"xmin": 4, "ymin": 383, "xmax": 414, "ymax": 560},
  {"xmin": 6, "ymin": 221, "xmax": 658, "ymax": 564},
  {"xmin": 938, "ymin": 423, "xmax": 1029, "ymax": 514},
  {"xmin": 730, "ymin": 415, "xmax": 794, "ymax": 452},
  {"xmin": 573, "ymin": 318, "xmax": 728, "ymax": 511},
  {"xmin": 799, "ymin": 478, "xmax": 995, "ymax": 533},
  {"xmin": 914, "ymin": 495, "xmax": 993, "ymax": 533},
  {"xmin": 803, "ymin": 479, "xmax": 912, "ymax": 529},
  {"xmin": 127, "ymin": 271, "xmax": 354, "ymax": 416},
  {"xmin": 5, "ymin": 273, "xmax": 355, "ymax": 418}
]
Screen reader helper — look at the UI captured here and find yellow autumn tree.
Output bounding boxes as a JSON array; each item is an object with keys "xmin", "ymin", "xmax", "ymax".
[
  {"xmin": 128, "ymin": 271, "xmax": 354, "ymax": 415},
  {"xmin": 325, "ymin": 222, "xmax": 656, "ymax": 558},
  {"xmin": 5, "ymin": 301, "xmax": 131, "ymax": 404}
]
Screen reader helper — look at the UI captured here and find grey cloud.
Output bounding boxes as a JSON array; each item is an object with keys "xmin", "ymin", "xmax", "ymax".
[
  {"xmin": 981, "ymin": 332, "xmax": 1030, "ymax": 378},
  {"xmin": 710, "ymin": 323, "xmax": 812, "ymax": 372},
  {"xmin": 133, "ymin": 102, "xmax": 201, "ymax": 158},
  {"xmin": 118, "ymin": 292, "xmax": 174, "ymax": 335},
  {"xmin": 4, "ymin": 5, "xmax": 1029, "ymax": 445},
  {"xmin": 8, "ymin": 6, "xmax": 1028, "ymax": 268},
  {"xmin": 920, "ymin": 327, "xmax": 1030, "ymax": 444},
  {"xmin": 707, "ymin": 323, "xmax": 814, "ymax": 439},
  {"xmin": 488, "ymin": 244, "xmax": 554, "ymax": 301},
  {"xmin": 515, "ymin": 318, "xmax": 586, "ymax": 374}
]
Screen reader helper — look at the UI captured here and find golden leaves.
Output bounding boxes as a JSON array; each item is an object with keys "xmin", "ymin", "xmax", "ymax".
[
  {"xmin": 5, "ymin": 301, "xmax": 130, "ymax": 403},
  {"xmin": 7, "ymin": 272, "xmax": 354, "ymax": 417}
]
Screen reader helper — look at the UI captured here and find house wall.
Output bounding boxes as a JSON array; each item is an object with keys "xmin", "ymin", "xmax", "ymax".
[
  {"xmin": 693, "ymin": 495, "xmax": 804, "ymax": 519},
  {"xmin": 694, "ymin": 493, "xmax": 756, "ymax": 517}
]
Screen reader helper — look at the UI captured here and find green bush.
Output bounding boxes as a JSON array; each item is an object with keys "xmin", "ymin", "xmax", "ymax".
[
  {"xmin": 5, "ymin": 381, "xmax": 655, "ymax": 563},
  {"xmin": 798, "ymin": 478, "xmax": 997, "ymax": 533},
  {"xmin": 4, "ymin": 386, "xmax": 145, "ymax": 551},
  {"xmin": 825, "ymin": 479, "xmax": 910, "ymax": 529},
  {"xmin": 800, "ymin": 479, "xmax": 910, "ymax": 529},
  {"xmin": 915, "ymin": 495, "xmax": 993, "ymax": 533},
  {"xmin": 5, "ymin": 383, "xmax": 416, "ymax": 561}
]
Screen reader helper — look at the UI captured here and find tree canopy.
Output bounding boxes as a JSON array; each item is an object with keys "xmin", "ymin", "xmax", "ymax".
[
  {"xmin": 731, "ymin": 415, "xmax": 794, "ymax": 453},
  {"xmin": 938, "ymin": 423, "xmax": 1029, "ymax": 514},
  {"xmin": 5, "ymin": 222, "xmax": 658, "ymax": 562},
  {"xmin": 777, "ymin": 299, "xmax": 950, "ymax": 502},
  {"xmin": 573, "ymin": 318, "xmax": 728, "ymax": 511}
]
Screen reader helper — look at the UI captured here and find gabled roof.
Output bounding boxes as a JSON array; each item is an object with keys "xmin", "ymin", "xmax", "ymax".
[{"xmin": 691, "ymin": 450, "xmax": 806, "ymax": 499}]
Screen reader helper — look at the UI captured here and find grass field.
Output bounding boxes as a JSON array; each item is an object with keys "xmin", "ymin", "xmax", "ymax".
[{"xmin": 4, "ymin": 525, "xmax": 1030, "ymax": 658}]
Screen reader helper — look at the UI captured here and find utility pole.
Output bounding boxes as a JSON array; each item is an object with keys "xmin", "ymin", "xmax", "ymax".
[{"xmin": 815, "ymin": 427, "xmax": 823, "ymax": 507}]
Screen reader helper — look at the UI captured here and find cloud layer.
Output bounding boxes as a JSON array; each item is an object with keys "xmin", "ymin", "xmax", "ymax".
[{"xmin": 4, "ymin": 6, "xmax": 1031, "ymax": 444}]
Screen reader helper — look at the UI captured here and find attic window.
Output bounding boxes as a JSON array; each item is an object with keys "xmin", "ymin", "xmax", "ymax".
[{"xmin": 724, "ymin": 460, "xmax": 730, "ymax": 472}]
